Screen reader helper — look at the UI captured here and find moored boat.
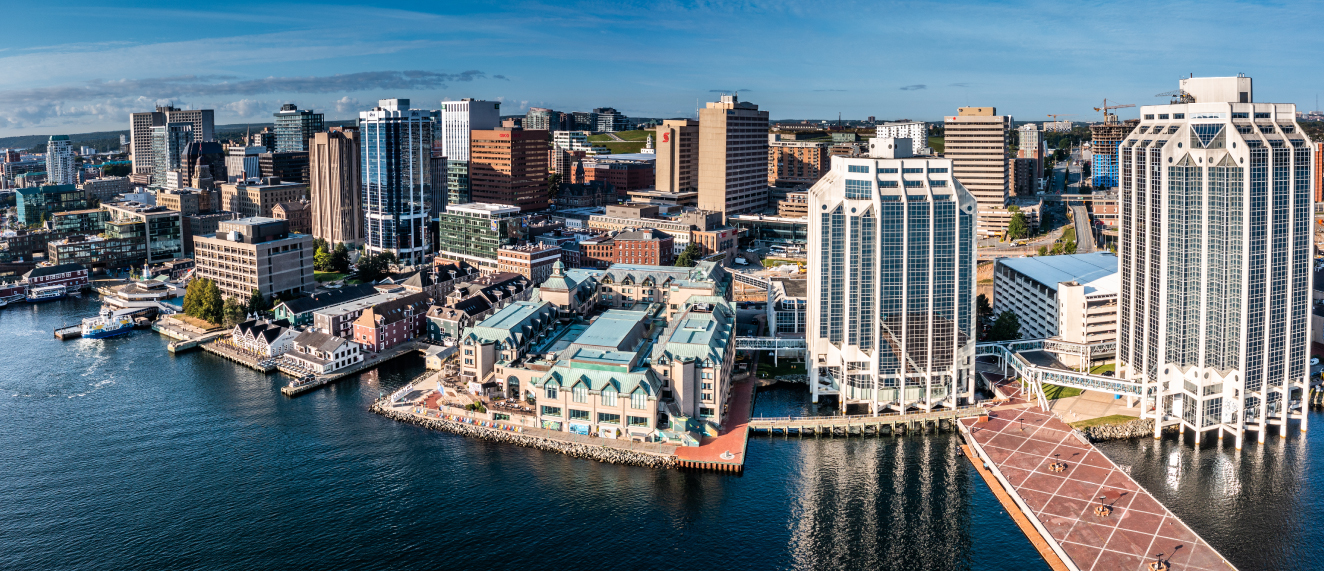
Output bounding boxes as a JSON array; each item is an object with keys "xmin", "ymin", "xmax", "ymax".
[
  {"xmin": 26, "ymin": 285, "xmax": 66, "ymax": 303},
  {"xmin": 81, "ymin": 307, "xmax": 135, "ymax": 339}
]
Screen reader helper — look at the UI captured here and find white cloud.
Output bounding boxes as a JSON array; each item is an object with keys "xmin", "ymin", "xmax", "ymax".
[{"xmin": 334, "ymin": 96, "xmax": 362, "ymax": 114}]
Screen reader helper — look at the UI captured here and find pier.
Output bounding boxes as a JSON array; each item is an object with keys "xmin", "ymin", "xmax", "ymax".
[
  {"xmin": 959, "ymin": 406, "xmax": 1236, "ymax": 571},
  {"xmin": 280, "ymin": 341, "xmax": 428, "ymax": 397},
  {"xmin": 749, "ymin": 404, "xmax": 989, "ymax": 437},
  {"xmin": 201, "ymin": 339, "xmax": 279, "ymax": 372}
]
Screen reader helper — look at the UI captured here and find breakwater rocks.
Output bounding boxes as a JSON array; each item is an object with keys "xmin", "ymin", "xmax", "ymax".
[
  {"xmin": 1078, "ymin": 417, "xmax": 1176, "ymax": 442},
  {"xmin": 371, "ymin": 402, "xmax": 676, "ymax": 469}
]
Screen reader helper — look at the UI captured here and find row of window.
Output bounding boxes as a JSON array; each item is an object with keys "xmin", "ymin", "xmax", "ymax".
[{"xmin": 539, "ymin": 406, "xmax": 650, "ymax": 426}]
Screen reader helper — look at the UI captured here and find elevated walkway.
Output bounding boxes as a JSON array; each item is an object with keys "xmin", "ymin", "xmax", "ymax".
[{"xmin": 976, "ymin": 339, "xmax": 1136, "ymax": 410}]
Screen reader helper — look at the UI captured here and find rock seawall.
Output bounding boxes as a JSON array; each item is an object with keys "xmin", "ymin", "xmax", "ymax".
[
  {"xmin": 371, "ymin": 402, "xmax": 676, "ymax": 469},
  {"xmin": 1078, "ymin": 417, "xmax": 1177, "ymax": 442}
]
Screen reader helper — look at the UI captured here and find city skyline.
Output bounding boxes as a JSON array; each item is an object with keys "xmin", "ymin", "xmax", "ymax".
[{"xmin": 3, "ymin": 0, "xmax": 1324, "ymax": 136}]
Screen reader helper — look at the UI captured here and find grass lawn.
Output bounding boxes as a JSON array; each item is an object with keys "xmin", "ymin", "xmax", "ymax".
[
  {"xmin": 927, "ymin": 136, "xmax": 945, "ymax": 153},
  {"xmin": 597, "ymin": 141, "xmax": 646, "ymax": 154},
  {"xmin": 167, "ymin": 313, "xmax": 222, "ymax": 331},
  {"xmin": 1090, "ymin": 363, "xmax": 1115, "ymax": 375},
  {"xmin": 1043, "ymin": 383, "xmax": 1084, "ymax": 400},
  {"xmin": 588, "ymin": 130, "xmax": 652, "ymax": 142},
  {"xmin": 757, "ymin": 359, "xmax": 806, "ymax": 379},
  {"xmin": 762, "ymin": 258, "xmax": 803, "ymax": 268},
  {"xmin": 344, "ymin": 278, "xmax": 366, "ymax": 285},
  {"xmin": 1061, "ymin": 226, "xmax": 1076, "ymax": 244},
  {"xmin": 314, "ymin": 272, "xmax": 347, "ymax": 283},
  {"xmin": 1070, "ymin": 414, "xmax": 1137, "ymax": 430}
]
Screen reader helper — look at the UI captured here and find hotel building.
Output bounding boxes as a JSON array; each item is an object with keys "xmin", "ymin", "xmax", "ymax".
[
  {"xmin": 698, "ymin": 95, "xmax": 769, "ymax": 214},
  {"xmin": 360, "ymin": 98, "xmax": 440, "ymax": 265}
]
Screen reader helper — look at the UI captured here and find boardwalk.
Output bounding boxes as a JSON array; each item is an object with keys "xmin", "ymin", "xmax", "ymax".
[
  {"xmin": 675, "ymin": 380, "xmax": 755, "ymax": 472},
  {"xmin": 749, "ymin": 404, "xmax": 988, "ymax": 436},
  {"xmin": 960, "ymin": 407, "xmax": 1235, "ymax": 571}
]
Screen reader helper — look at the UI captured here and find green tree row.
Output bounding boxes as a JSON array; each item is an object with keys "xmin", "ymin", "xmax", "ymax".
[{"xmin": 183, "ymin": 278, "xmax": 275, "ymax": 327}]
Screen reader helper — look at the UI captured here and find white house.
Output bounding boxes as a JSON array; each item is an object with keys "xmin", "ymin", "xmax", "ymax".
[
  {"xmin": 231, "ymin": 319, "xmax": 298, "ymax": 357},
  {"xmin": 283, "ymin": 330, "xmax": 364, "ymax": 374}
]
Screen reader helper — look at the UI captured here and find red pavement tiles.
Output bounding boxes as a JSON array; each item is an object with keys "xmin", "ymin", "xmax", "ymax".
[
  {"xmin": 675, "ymin": 380, "xmax": 754, "ymax": 470},
  {"xmin": 962, "ymin": 407, "xmax": 1236, "ymax": 571}
]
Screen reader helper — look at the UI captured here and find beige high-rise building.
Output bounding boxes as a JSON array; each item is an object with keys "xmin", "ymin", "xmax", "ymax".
[
  {"xmin": 309, "ymin": 127, "xmax": 363, "ymax": 247},
  {"xmin": 655, "ymin": 119, "xmax": 699, "ymax": 193},
  {"xmin": 767, "ymin": 135, "xmax": 830, "ymax": 186},
  {"xmin": 698, "ymin": 95, "xmax": 769, "ymax": 214},
  {"xmin": 129, "ymin": 105, "xmax": 214, "ymax": 176},
  {"xmin": 193, "ymin": 217, "xmax": 314, "ymax": 300},
  {"xmin": 944, "ymin": 106, "xmax": 1012, "ymax": 236}
]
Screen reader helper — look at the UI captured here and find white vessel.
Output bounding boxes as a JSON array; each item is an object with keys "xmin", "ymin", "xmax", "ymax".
[
  {"xmin": 26, "ymin": 285, "xmax": 66, "ymax": 303},
  {"xmin": 81, "ymin": 307, "xmax": 135, "ymax": 339}
]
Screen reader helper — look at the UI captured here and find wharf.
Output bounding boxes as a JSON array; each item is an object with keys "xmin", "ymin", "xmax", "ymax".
[
  {"xmin": 675, "ymin": 380, "xmax": 755, "ymax": 472},
  {"xmin": 280, "ymin": 341, "xmax": 426, "ymax": 397},
  {"xmin": 54, "ymin": 325, "xmax": 81, "ymax": 340},
  {"xmin": 749, "ymin": 404, "xmax": 988, "ymax": 437},
  {"xmin": 959, "ymin": 406, "xmax": 1235, "ymax": 571},
  {"xmin": 201, "ymin": 339, "xmax": 278, "ymax": 372}
]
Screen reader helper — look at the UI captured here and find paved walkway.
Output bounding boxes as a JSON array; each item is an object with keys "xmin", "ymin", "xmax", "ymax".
[
  {"xmin": 1048, "ymin": 390, "xmax": 1140, "ymax": 423},
  {"xmin": 675, "ymin": 380, "xmax": 754, "ymax": 471},
  {"xmin": 961, "ymin": 407, "xmax": 1234, "ymax": 571}
]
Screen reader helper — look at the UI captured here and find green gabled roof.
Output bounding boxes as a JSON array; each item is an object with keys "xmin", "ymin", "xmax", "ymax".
[
  {"xmin": 653, "ymin": 296, "xmax": 735, "ymax": 366},
  {"xmin": 465, "ymin": 300, "xmax": 555, "ymax": 347},
  {"xmin": 534, "ymin": 365, "xmax": 659, "ymax": 397}
]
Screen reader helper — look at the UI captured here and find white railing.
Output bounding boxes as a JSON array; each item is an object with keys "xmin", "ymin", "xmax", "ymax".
[{"xmin": 751, "ymin": 403, "xmax": 993, "ymax": 425}]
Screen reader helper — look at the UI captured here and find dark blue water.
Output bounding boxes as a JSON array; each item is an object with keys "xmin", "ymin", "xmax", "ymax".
[{"xmin": 1, "ymin": 297, "xmax": 1065, "ymax": 570}]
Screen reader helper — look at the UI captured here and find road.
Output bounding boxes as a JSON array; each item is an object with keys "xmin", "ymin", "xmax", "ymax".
[{"xmin": 1069, "ymin": 202, "xmax": 1095, "ymax": 253}]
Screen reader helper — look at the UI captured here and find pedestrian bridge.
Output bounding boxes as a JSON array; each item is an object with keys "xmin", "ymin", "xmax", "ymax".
[
  {"xmin": 735, "ymin": 336, "xmax": 806, "ymax": 364},
  {"xmin": 975, "ymin": 338, "xmax": 1138, "ymax": 410},
  {"xmin": 749, "ymin": 404, "xmax": 989, "ymax": 435}
]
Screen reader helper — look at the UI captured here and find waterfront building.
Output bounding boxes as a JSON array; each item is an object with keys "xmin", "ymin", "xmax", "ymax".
[
  {"xmin": 698, "ymin": 95, "xmax": 769, "ymax": 214},
  {"xmin": 193, "ymin": 217, "xmax": 313, "ymax": 300},
  {"xmin": 470, "ymin": 128, "xmax": 549, "ymax": 212},
  {"xmin": 352, "ymin": 291, "xmax": 432, "ymax": 353},
  {"xmin": 497, "ymin": 243, "xmax": 561, "ymax": 284},
  {"xmin": 46, "ymin": 234, "xmax": 146, "ymax": 270},
  {"xmin": 283, "ymin": 330, "xmax": 364, "ymax": 374},
  {"xmin": 806, "ymin": 138, "xmax": 978, "ymax": 413},
  {"xmin": 102, "ymin": 201, "xmax": 184, "ymax": 262},
  {"xmin": 230, "ymin": 319, "xmax": 298, "ymax": 358},
  {"xmin": 16, "ymin": 184, "xmax": 88, "ymax": 225},
  {"xmin": 272, "ymin": 201, "xmax": 311, "ymax": 235},
  {"xmin": 768, "ymin": 135, "xmax": 830, "ymax": 187},
  {"xmin": 46, "ymin": 136, "xmax": 76, "ymax": 185},
  {"xmin": 130, "ymin": 105, "xmax": 214, "ymax": 176},
  {"xmin": 944, "ymin": 107, "xmax": 1013, "ymax": 236},
  {"xmin": 225, "ymin": 145, "xmax": 265, "ymax": 181},
  {"xmin": 1117, "ymin": 75, "xmax": 1314, "ymax": 446},
  {"xmin": 273, "ymin": 283, "xmax": 380, "ymax": 326},
  {"xmin": 441, "ymin": 99, "xmax": 501, "ymax": 206},
  {"xmin": 258, "ymin": 151, "xmax": 309, "ymax": 184},
  {"xmin": 307, "ymin": 127, "xmax": 362, "ymax": 247},
  {"xmin": 875, "ymin": 121, "xmax": 930, "ymax": 155},
  {"xmin": 50, "ymin": 208, "xmax": 108, "ymax": 235},
  {"xmin": 150, "ymin": 123, "xmax": 194, "ymax": 186},
  {"xmin": 993, "ymin": 253, "xmax": 1119, "ymax": 367},
  {"xmin": 22, "ymin": 263, "xmax": 88, "ymax": 291},
  {"xmin": 272, "ymin": 104, "xmax": 324, "ymax": 153},
  {"xmin": 312, "ymin": 290, "xmax": 407, "ymax": 339},
  {"xmin": 220, "ymin": 178, "xmax": 309, "ymax": 219},
  {"xmin": 768, "ymin": 278, "xmax": 807, "ymax": 335},
  {"xmin": 436, "ymin": 202, "xmax": 526, "ymax": 270},
  {"xmin": 361, "ymin": 99, "xmax": 440, "ymax": 265},
  {"xmin": 655, "ymin": 119, "xmax": 700, "ymax": 194}
]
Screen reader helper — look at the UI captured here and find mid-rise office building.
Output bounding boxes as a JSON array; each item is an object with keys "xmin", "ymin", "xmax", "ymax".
[
  {"xmin": 220, "ymin": 178, "xmax": 309, "ymax": 218},
  {"xmin": 944, "ymin": 107, "xmax": 1012, "ymax": 236},
  {"xmin": 436, "ymin": 202, "xmax": 525, "ymax": 270},
  {"xmin": 441, "ymin": 99, "xmax": 501, "ymax": 206},
  {"xmin": 768, "ymin": 135, "xmax": 830, "ymax": 186},
  {"xmin": 593, "ymin": 107, "xmax": 628, "ymax": 132},
  {"xmin": 875, "ymin": 121, "xmax": 930, "ymax": 154},
  {"xmin": 1118, "ymin": 75, "xmax": 1314, "ymax": 446},
  {"xmin": 193, "ymin": 217, "xmax": 313, "ymax": 300},
  {"xmin": 361, "ymin": 99, "xmax": 440, "ymax": 265},
  {"xmin": 698, "ymin": 95, "xmax": 769, "ymax": 214},
  {"xmin": 807, "ymin": 138, "xmax": 978, "ymax": 413},
  {"xmin": 993, "ymin": 253, "xmax": 1118, "ymax": 358},
  {"xmin": 571, "ymin": 111, "xmax": 598, "ymax": 132},
  {"xmin": 272, "ymin": 104, "xmax": 324, "ymax": 153},
  {"xmin": 151, "ymin": 123, "xmax": 194, "ymax": 186},
  {"xmin": 46, "ymin": 136, "xmax": 76, "ymax": 185},
  {"xmin": 130, "ymin": 105, "xmax": 214, "ymax": 176},
  {"xmin": 258, "ymin": 151, "xmax": 309, "ymax": 183},
  {"xmin": 309, "ymin": 127, "xmax": 362, "ymax": 247},
  {"xmin": 469, "ymin": 128, "xmax": 549, "ymax": 212},
  {"xmin": 16, "ymin": 184, "xmax": 88, "ymax": 225},
  {"xmin": 497, "ymin": 243, "xmax": 562, "ymax": 284},
  {"xmin": 225, "ymin": 145, "xmax": 265, "ymax": 181},
  {"xmin": 655, "ymin": 119, "xmax": 700, "ymax": 194},
  {"xmin": 102, "ymin": 201, "xmax": 184, "ymax": 263}
]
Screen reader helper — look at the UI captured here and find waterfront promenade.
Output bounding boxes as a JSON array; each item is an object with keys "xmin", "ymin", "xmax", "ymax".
[{"xmin": 960, "ymin": 407, "xmax": 1235, "ymax": 571}]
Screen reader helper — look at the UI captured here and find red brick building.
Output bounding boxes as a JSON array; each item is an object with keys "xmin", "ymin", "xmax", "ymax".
[
  {"xmin": 582, "ymin": 157, "xmax": 654, "ymax": 196},
  {"xmin": 579, "ymin": 229, "xmax": 675, "ymax": 268},
  {"xmin": 580, "ymin": 234, "xmax": 616, "ymax": 269},
  {"xmin": 352, "ymin": 292, "xmax": 431, "ymax": 353},
  {"xmin": 470, "ymin": 128, "xmax": 549, "ymax": 212},
  {"xmin": 497, "ymin": 243, "xmax": 562, "ymax": 284},
  {"xmin": 24, "ymin": 263, "xmax": 89, "ymax": 291}
]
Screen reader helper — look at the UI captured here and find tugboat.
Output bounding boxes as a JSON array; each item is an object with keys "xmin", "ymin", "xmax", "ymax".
[
  {"xmin": 81, "ymin": 307, "xmax": 135, "ymax": 339},
  {"xmin": 26, "ymin": 285, "xmax": 66, "ymax": 303}
]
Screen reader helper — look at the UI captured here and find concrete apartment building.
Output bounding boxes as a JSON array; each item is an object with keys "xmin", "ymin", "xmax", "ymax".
[
  {"xmin": 993, "ymin": 253, "xmax": 1119, "ymax": 365},
  {"xmin": 46, "ymin": 136, "xmax": 76, "ymax": 186},
  {"xmin": 698, "ymin": 95, "xmax": 769, "ymax": 214},
  {"xmin": 309, "ymin": 127, "xmax": 362, "ymax": 247},
  {"xmin": 220, "ymin": 178, "xmax": 309, "ymax": 218},
  {"xmin": 944, "ymin": 107, "xmax": 1013, "ymax": 236},
  {"xmin": 272, "ymin": 104, "xmax": 324, "ymax": 153},
  {"xmin": 498, "ymin": 243, "xmax": 561, "ymax": 284},
  {"xmin": 768, "ymin": 135, "xmax": 830, "ymax": 186},
  {"xmin": 806, "ymin": 138, "xmax": 978, "ymax": 413},
  {"xmin": 655, "ymin": 119, "xmax": 699, "ymax": 193},
  {"xmin": 469, "ymin": 128, "xmax": 549, "ymax": 212},
  {"xmin": 193, "ymin": 217, "xmax": 314, "ymax": 300},
  {"xmin": 130, "ymin": 105, "xmax": 214, "ymax": 176},
  {"xmin": 441, "ymin": 99, "xmax": 501, "ymax": 206},
  {"xmin": 875, "ymin": 121, "xmax": 930, "ymax": 154}
]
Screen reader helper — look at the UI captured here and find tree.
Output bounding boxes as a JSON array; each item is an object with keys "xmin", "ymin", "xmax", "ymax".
[
  {"xmin": 312, "ymin": 237, "xmax": 329, "ymax": 256},
  {"xmin": 1006, "ymin": 211, "xmax": 1029, "ymax": 240},
  {"xmin": 182, "ymin": 279, "xmax": 200, "ymax": 316},
  {"xmin": 547, "ymin": 173, "xmax": 562, "ymax": 200},
  {"xmin": 314, "ymin": 247, "xmax": 331, "ymax": 272},
  {"xmin": 222, "ymin": 298, "xmax": 247, "ymax": 328},
  {"xmin": 355, "ymin": 251, "xmax": 397, "ymax": 282},
  {"xmin": 976, "ymin": 294, "xmax": 993, "ymax": 327},
  {"xmin": 330, "ymin": 243, "xmax": 351, "ymax": 273},
  {"xmin": 674, "ymin": 243, "xmax": 703, "ymax": 267},
  {"xmin": 248, "ymin": 288, "xmax": 271, "ymax": 314},
  {"xmin": 1038, "ymin": 245, "xmax": 1049, "ymax": 256},
  {"xmin": 988, "ymin": 310, "xmax": 1022, "ymax": 342},
  {"xmin": 1063, "ymin": 240, "xmax": 1077, "ymax": 255}
]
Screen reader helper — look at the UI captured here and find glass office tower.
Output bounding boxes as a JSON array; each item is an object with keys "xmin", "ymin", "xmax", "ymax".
[{"xmin": 359, "ymin": 99, "xmax": 439, "ymax": 266}]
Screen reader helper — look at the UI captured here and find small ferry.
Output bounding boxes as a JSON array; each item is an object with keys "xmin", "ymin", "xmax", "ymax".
[
  {"xmin": 81, "ymin": 307, "xmax": 135, "ymax": 339},
  {"xmin": 26, "ymin": 285, "xmax": 66, "ymax": 303}
]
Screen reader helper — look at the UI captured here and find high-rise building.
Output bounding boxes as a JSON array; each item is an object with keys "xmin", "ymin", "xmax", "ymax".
[
  {"xmin": 944, "ymin": 107, "xmax": 1012, "ymax": 236},
  {"xmin": 571, "ymin": 111, "xmax": 598, "ymax": 132},
  {"xmin": 226, "ymin": 145, "xmax": 265, "ymax": 181},
  {"xmin": 272, "ymin": 104, "xmax": 325, "ymax": 153},
  {"xmin": 1118, "ymin": 75, "xmax": 1313, "ymax": 447},
  {"xmin": 181, "ymin": 142, "xmax": 227, "ymax": 187},
  {"xmin": 525, "ymin": 107, "xmax": 567, "ymax": 132},
  {"xmin": 875, "ymin": 121, "xmax": 930, "ymax": 154},
  {"xmin": 806, "ymin": 138, "xmax": 977, "ymax": 412},
  {"xmin": 259, "ymin": 151, "xmax": 310, "ymax": 184},
  {"xmin": 45, "ymin": 136, "xmax": 76, "ymax": 185},
  {"xmin": 309, "ymin": 127, "xmax": 363, "ymax": 247},
  {"xmin": 361, "ymin": 98, "xmax": 439, "ymax": 265},
  {"xmin": 130, "ymin": 105, "xmax": 213, "ymax": 176},
  {"xmin": 655, "ymin": 119, "xmax": 699, "ymax": 193},
  {"xmin": 1016, "ymin": 123, "xmax": 1045, "ymax": 181},
  {"xmin": 469, "ymin": 128, "xmax": 549, "ymax": 212},
  {"xmin": 698, "ymin": 95, "xmax": 769, "ymax": 214},
  {"xmin": 441, "ymin": 99, "xmax": 501, "ymax": 206},
  {"xmin": 593, "ymin": 108, "xmax": 628, "ymax": 132},
  {"xmin": 150, "ymin": 123, "xmax": 194, "ymax": 186},
  {"xmin": 1090, "ymin": 117, "xmax": 1139, "ymax": 190},
  {"xmin": 768, "ymin": 134, "xmax": 830, "ymax": 186}
]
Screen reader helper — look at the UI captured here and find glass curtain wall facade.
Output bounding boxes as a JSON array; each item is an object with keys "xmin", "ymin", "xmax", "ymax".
[
  {"xmin": 1119, "ymin": 80, "xmax": 1313, "ymax": 448},
  {"xmin": 360, "ymin": 99, "xmax": 439, "ymax": 266},
  {"xmin": 273, "ymin": 104, "xmax": 325, "ymax": 153},
  {"xmin": 807, "ymin": 154, "xmax": 977, "ymax": 414},
  {"xmin": 150, "ymin": 123, "xmax": 193, "ymax": 186}
]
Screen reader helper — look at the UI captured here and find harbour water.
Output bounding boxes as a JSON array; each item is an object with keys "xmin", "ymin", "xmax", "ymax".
[{"xmin": 0, "ymin": 297, "xmax": 1315, "ymax": 570}]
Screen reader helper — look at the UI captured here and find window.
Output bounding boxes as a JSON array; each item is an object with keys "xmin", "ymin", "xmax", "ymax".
[
  {"xmin": 541, "ymin": 406, "xmax": 561, "ymax": 417},
  {"xmin": 597, "ymin": 413, "xmax": 620, "ymax": 424},
  {"xmin": 702, "ymin": 382, "xmax": 713, "ymax": 390},
  {"xmin": 930, "ymin": 180, "xmax": 947, "ymax": 187},
  {"xmin": 903, "ymin": 180, "xmax": 924, "ymax": 187},
  {"xmin": 1254, "ymin": 112, "xmax": 1271, "ymax": 119},
  {"xmin": 572, "ymin": 384, "xmax": 587, "ymax": 403},
  {"xmin": 631, "ymin": 392, "xmax": 646, "ymax": 409},
  {"xmin": 927, "ymin": 167, "xmax": 948, "ymax": 173},
  {"xmin": 844, "ymin": 179, "xmax": 871, "ymax": 199},
  {"xmin": 702, "ymin": 372, "xmax": 713, "ymax": 379},
  {"xmin": 901, "ymin": 167, "xmax": 924, "ymax": 173},
  {"xmin": 1158, "ymin": 114, "xmax": 1169, "ymax": 120},
  {"xmin": 569, "ymin": 409, "xmax": 589, "ymax": 421},
  {"xmin": 1231, "ymin": 112, "xmax": 1249, "ymax": 119},
  {"xmin": 1173, "ymin": 113, "xmax": 1185, "ymax": 119},
  {"xmin": 702, "ymin": 393, "xmax": 712, "ymax": 401},
  {"xmin": 1144, "ymin": 114, "xmax": 1154, "ymax": 120},
  {"xmin": 628, "ymin": 415, "xmax": 649, "ymax": 427},
  {"xmin": 545, "ymin": 385, "xmax": 558, "ymax": 399},
  {"xmin": 847, "ymin": 165, "xmax": 869, "ymax": 173},
  {"xmin": 601, "ymin": 389, "xmax": 617, "ymax": 406},
  {"xmin": 877, "ymin": 168, "xmax": 898, "ymax": 173},
  {"xmin": 878, "ymin": 181, "xmax": 899, "ymax": 188},
  {"xmin": 699, "ymin": 407, "xmax": 715, "ymax": 418}
]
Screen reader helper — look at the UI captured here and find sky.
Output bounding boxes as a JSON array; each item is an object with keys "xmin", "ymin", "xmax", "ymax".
[{"xmin": 1, "ymin": 0, "xmax": 1323, "ymax": 137}]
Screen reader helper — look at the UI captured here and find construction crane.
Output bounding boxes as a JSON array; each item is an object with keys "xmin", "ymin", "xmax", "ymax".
[
  {"xmin": 1093, "ymin": 99, "xmax": 1135, "ymax": 124},
  {"xmin": 1155, "ymin": 89, "xmax": 1195, "ymax": 104}
]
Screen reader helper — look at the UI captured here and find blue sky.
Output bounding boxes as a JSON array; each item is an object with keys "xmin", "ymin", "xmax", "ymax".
[{"xmin": 1, "ymin": 0, "xmax": 1322, "ymax": 136}]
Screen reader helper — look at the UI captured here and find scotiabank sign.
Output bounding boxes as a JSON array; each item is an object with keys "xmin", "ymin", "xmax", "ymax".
[
  {"xmin": 661, "ymin": 132, "xmax": 670, "ymax": 143},
  {"xmin": 499, "ymin": 133, "xmax": 510, "ymax": 138}
]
